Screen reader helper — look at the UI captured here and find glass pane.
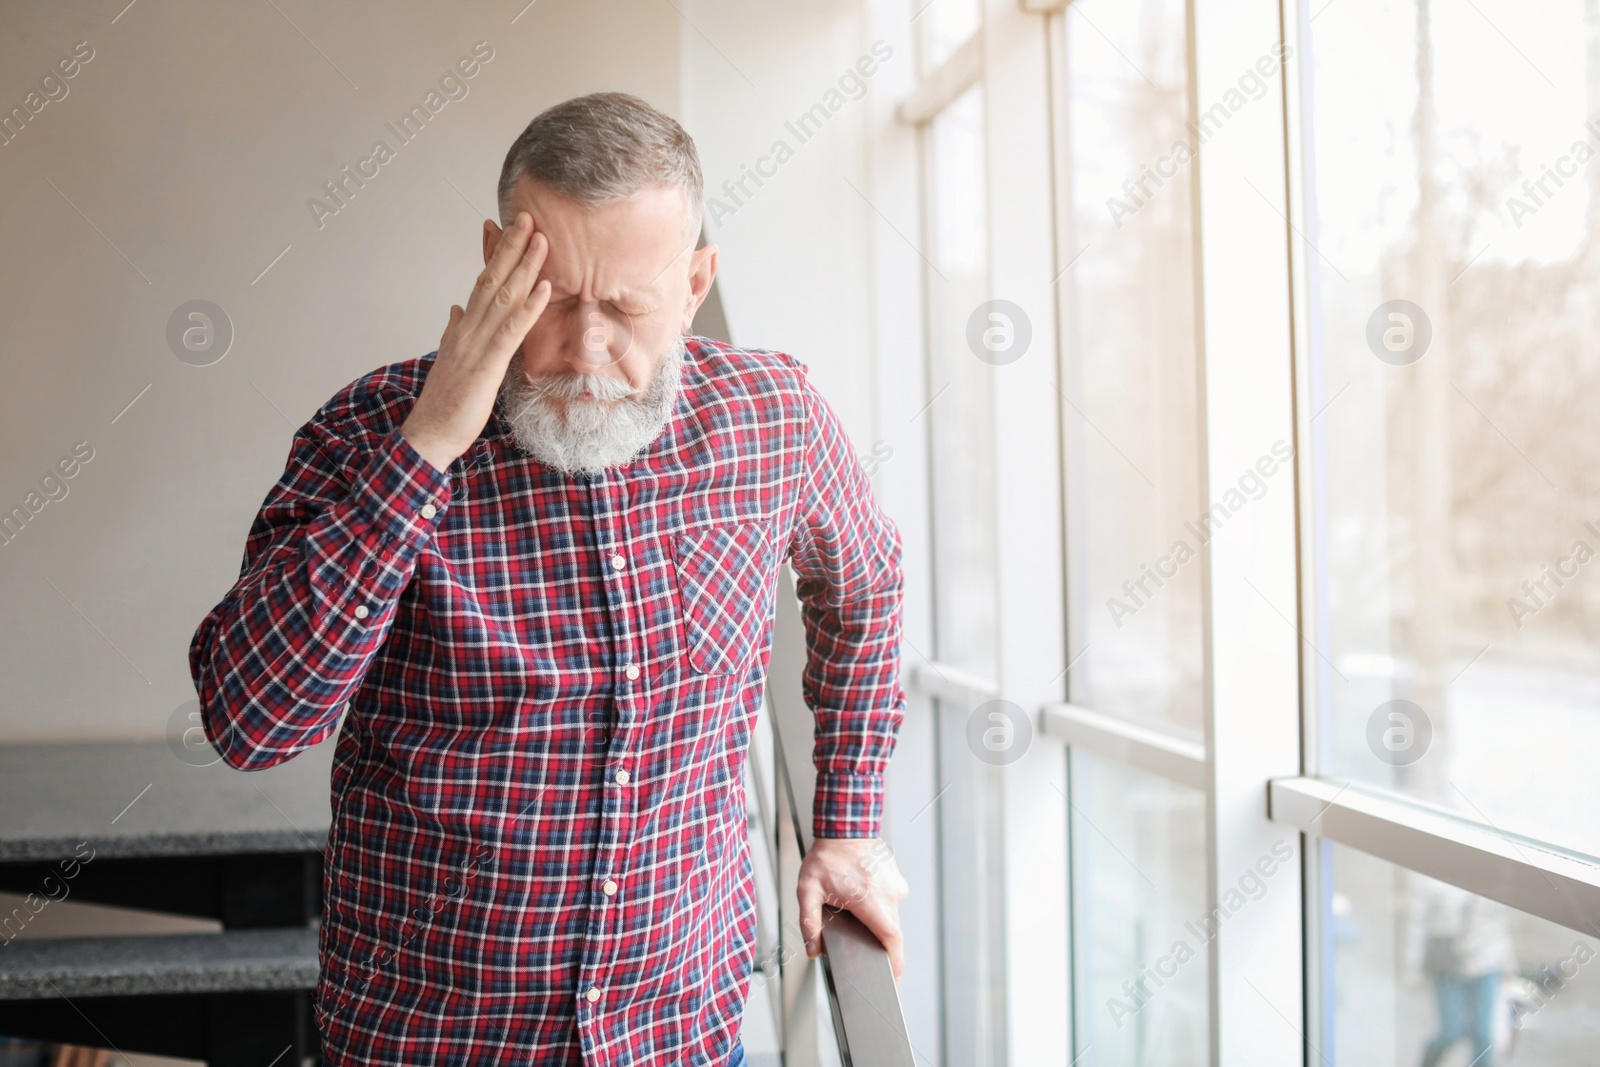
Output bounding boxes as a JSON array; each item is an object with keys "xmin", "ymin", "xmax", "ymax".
[
  {"xmin": 1070, "ymin": 752, "xmax": 1210, "ymax": 1066},
  {"xmin": 925, "ymin": 82, "xmax": 1004, "ymax": 1065},
  {"xmin": 928, "ymin": 83, "xmax": 997, "ymax": 683},
  {"xmin": 921, "ymin": 0, "xmax": 981, "ymax": 69},
  {"xmin": 1323, "ymin": 843, "xmax": 1600, "ymax": 1065},
  {"xmin": 1059, "ymin": 0, "xmax": 1205, "ymax": 739},
  {"xmin": 935, "ymin": 694, "xmax": 1006, "ymax": 1065},
  {"xmin": 1302, "ymin": 0, "xmax": 1600, "ymax": 855}
]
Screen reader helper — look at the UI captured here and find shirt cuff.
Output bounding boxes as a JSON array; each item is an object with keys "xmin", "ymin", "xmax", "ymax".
[
  {"xmin": 813, "ymin": 771, "xmax": 884, "ymax": 839},
  {"xmin": 347, "ymin": 429, "xmax": 452, "ymax": 544}
]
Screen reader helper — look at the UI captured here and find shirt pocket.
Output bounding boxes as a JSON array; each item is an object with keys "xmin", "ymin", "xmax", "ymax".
[{"xmin": 671, "ymin": 520, "xmax": 778, "ymax": 676}]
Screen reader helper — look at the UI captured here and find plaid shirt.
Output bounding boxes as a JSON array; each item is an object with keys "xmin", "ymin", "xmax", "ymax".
[{"xmin": 188, "ymin": 336, "xmax": 906, "ymax": 1065}]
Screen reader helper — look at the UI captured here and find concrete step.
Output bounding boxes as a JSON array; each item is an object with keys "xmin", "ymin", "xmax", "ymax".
[{"xmin": 0, "ymin": 926, "xmax": 317, "ymax": 1001}]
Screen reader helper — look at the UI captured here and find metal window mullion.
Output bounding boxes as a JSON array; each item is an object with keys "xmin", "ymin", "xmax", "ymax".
[
  {"xmin": 1270, "ymin": 777, "xmax": 1600, "ymax": 939},
  {"xmin": 1278, "ymin": 0, "xmax": 1334, "ymax": 1056},
  {"xmin": 896, "ymin": 30, "xmax": 984, "ymax": 126},
  {"xmin": 980, "ymin": 0, "xmax": 1072, "ymax": 1060},
  {"xmin": 1190, "ymin": 0, "xmax": 1307, "ymax": 1064},
  {"xmin": 1039, "ymin": 703, "xmax": 1208, "ymax": 791}
]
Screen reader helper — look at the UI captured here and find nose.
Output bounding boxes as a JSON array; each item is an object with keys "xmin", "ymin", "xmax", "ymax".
[{"xmin": 559, "ymin": 300, "xmax": 632, "ymax": 370}]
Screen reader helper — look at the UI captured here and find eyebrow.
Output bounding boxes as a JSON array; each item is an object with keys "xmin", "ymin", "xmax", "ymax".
[{"xmin": 543, "ymin": 279, "xmax": 651, "ymax": 305}]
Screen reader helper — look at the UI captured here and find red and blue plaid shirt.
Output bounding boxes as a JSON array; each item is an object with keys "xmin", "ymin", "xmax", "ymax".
[{"xmin": 188, "ymin": 335, "xmax": 906, "ymax": 1065}]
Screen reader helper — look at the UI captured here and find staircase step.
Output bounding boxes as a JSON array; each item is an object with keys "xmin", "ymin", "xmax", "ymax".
[{"xmin": 0, "ymin": 926, "xmax": 318, "ymax": 1000}]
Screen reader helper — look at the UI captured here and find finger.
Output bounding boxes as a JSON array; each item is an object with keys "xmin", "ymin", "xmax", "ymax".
[
  {"xmin": 477, "ymin": 230, "xmax": 550, "ymax": 344},
  {"xmin": 488, "ymin": 277, "xmax": 553, "ymax": 364},
  {"xmin": 462, "ymin": 212, "xmax": 534, "ymax": 330},
  {"xmin": 845, "ymin": 896, "xmax": 905, "ymax": 979},
  {"xmin": 797, "ymin": 876, "xmax": 825, "ymax": 958},
  {"xmin": 438, "ymin": 304, "xmax": 463, "ymax": 348}
]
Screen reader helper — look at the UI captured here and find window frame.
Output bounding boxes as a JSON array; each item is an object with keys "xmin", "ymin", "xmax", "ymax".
[{"xmin": 881, "ymin": 0, "xmax": 1600, "ymax": 1063}]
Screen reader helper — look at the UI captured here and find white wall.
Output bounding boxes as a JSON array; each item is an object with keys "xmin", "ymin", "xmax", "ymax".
[
  {"xmin": 679, "ymin": 0, "xmax": 888, "ymax": 438},
  {"xmin": 0, "ymin": 0, "xmax": 694, "ymax": 740}
]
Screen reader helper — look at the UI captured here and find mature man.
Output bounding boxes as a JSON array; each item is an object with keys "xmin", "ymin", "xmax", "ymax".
[{"xmin": 189, "ymin": 92, "xmax": 908, "ymax": 1065}]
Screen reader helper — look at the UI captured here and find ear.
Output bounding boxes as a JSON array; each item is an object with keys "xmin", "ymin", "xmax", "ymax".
[
  {"xmin": 482, "ymin": 218, "xmax": 504, "ymax": 266},
  {"xmin": 681, "ymin": 243, "xmax": 720, "ymax": 331}
]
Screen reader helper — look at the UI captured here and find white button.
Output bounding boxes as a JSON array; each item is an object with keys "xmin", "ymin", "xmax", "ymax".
[
  {"xmin": 353, "ymin": 605, "xmax": 369, "ymax": 619},
  {"xmin": 585, "ymin": 986, "xmax": 601, "ymax": 1003},
  {"xmin": 610, "ymin": 554, "xmax": 626, "ymax": 571},
  {"xmin": 624, "ymin": 665, "xmax": 640, "ymax": 681},
  {"xmin": 615, "ymin": 770, "xmax": 630, "ymax": 785},
  {"xmin": 420, "ymin": 503, "xmax": 437, "ymax": 520},
  {"xmin": 602, "ymin": 879, "xmax": 618, "ymax": 897}
]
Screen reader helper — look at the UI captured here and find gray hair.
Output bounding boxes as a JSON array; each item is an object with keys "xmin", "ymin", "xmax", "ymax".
[{"xmin": 497, "ymin": 92, "xmax": 703, "ymax": 240}]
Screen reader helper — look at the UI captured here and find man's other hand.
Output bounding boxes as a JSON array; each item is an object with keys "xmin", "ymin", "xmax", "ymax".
[{"xmin": 797, "ymin": 836, "xmax": 910, "ymax": 980}]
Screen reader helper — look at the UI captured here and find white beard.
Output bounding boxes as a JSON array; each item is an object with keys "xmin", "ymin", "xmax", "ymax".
[{"xmin": 497, "ymin": 333, "xmax": 686, "ymax": 475}]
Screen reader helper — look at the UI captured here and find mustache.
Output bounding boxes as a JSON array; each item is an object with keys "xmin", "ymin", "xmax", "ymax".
[
  {"xmin": 516, "ymin": 368, "xmax": 638, "ymax": 402},
  {"xmin": 495, "ymin": 334, "xmax": 687, "ymax": 474}
]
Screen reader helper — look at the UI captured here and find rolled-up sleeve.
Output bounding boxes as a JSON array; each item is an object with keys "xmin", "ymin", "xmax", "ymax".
[{"xmin": 786, "ymin": 369, "xmax": 907, "ymax": 839}]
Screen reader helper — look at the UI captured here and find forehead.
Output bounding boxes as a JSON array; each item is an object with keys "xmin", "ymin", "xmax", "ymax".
[{"xmin": 511, "ymin": 177, "xmax": 691, "ymax": 296}]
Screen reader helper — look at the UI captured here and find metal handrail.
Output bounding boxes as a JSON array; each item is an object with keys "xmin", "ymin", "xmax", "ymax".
[
  {"xmin": 765, "ymin": 565, "xmax": 917, "ymax": 1067},
  {"xmin": 692, "ymin": 277, "xmax": 915, "ymax": 1064}
]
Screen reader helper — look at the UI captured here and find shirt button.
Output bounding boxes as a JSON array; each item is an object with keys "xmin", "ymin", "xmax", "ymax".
[
  {"xmin": 585, "ymin": 987, "xmax": 601, "ymax": 1004},
  {"xmin": 354, "ymin": 605, "xmax": 370, "ymax": 620},
  {"xmin": 614, "ymin": 770, "xmax": 630, "ymax": 785},
  {"xmin": 420, "ymin": 503, "xmax": 437, "ymax": 520},
  {"xmin": 609, "ymin": 554, "xmax": 626, "ymax": 571},
  {"xmin": 602, "ymin": 879, "xmax": 618, "ymax": 897},
  {"xmin": 624, "ymin": 664, "xmax": 641, "ymax": 681}
]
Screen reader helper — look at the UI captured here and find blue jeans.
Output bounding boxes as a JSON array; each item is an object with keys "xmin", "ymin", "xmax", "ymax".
[{"xmin": 1421, "ymin": 972, "xmax": 1499, "ymax": 1067}]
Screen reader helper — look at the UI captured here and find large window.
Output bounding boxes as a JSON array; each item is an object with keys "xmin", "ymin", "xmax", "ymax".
[
  {"xmin": 1070, "ymin": 753, "xmax": 1208, "ymax": 1067},
  {"xmin": 1060, "ymin": 0, "xmax": 1205, "ymax": 740},
  {"xmin": 1295, "ymin": 0, "xmax": 1600, "ymax": 1060},
  {"xmin": 1057, "ymin": 4, "xmax": 1214, "ymax": 1063},
  {"xmin": 1301, "ymin": 0, "xmax": 1600, "ymax": 858},
  {"xmin": 924, "ymin": 80, "xmax": 1008, "ymax": 1067},
  {"xmin": 921, "ymin": 0, "xmax": 982, "ymax": 67},
  {"xmin": 889, "ymin": 0, "xmax": 1600, "ymax": 1063},
  {"xmin": 927, "ymin": 84, "xmax": 998, "ymax": 686},
  {"xmin": 1327, "ymin": 844, "xmax": 1600, "ymax": 1065}
]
